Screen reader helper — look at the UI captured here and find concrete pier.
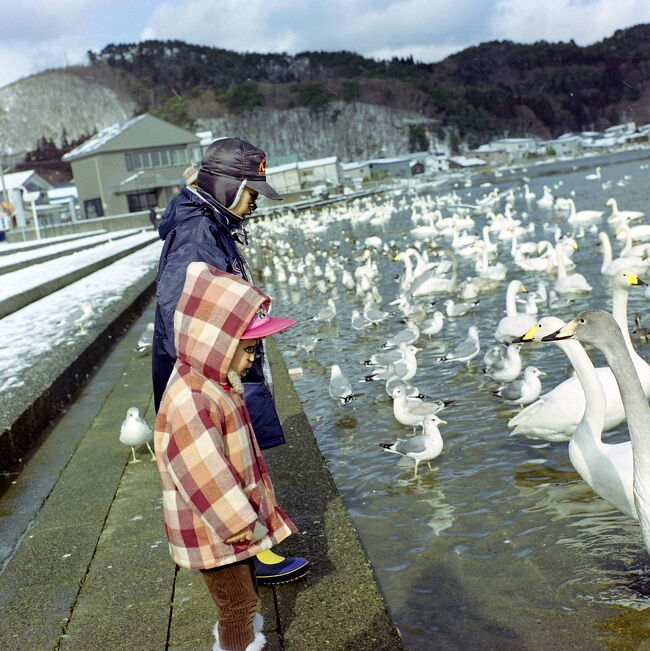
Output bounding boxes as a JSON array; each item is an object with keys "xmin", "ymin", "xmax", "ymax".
[{"xmin": 0, "ymin": 301, "xmax": 402, "ymax": 650}]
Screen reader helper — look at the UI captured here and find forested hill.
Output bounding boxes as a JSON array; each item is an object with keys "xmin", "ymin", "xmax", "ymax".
[
  {"xmin": 4, "ymin": 24, "xmax": 650, "ymax": 176},
  {"xmin": 91, "ymin": 24, "xmax": 650, "ymax": 141}
]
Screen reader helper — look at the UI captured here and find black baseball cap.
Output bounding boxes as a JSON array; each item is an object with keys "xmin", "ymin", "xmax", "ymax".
[{"xmin": 197, "ymin": 137, "xmax": 282, "ymax": 201}]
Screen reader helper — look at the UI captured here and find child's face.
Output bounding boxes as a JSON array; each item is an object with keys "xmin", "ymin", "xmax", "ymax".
[{"xmin": 231, "ymin": 338, "xmax": 259, "ymax": 376}]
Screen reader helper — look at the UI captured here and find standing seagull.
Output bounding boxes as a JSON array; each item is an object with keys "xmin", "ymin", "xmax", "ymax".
[
  {"xmin": 379, "ymin": 413, "xmax": 446, "ymax": 478},
  {"xmin": 119, "ymin": 407, "xmax": 155, "ymax": 463},
  {"xmin": 329, "ymin": 364, "xmax": 356, "ymax": 404}
]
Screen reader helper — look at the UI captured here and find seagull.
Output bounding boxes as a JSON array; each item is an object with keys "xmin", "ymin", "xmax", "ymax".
[
  {"xmin": 391, "ymin": 385, "xmax": 454, "ymax": 428},
  {"xmin": 439, "ymin": 326, "xmax": 480, "ymax": 366},
  {"xmin": 382, "ymin": 321, "xmax": 420, "ymax": 348},
  {"xmin": 491, "ymin": 366, "xmax": 545, "ymax": 406},
  {"xmin": 379, "ymin": 413, "xmax": 446, "ymax": 478},
  {"xmin": 351, "ymin": 310, "xmax": 372, "ymax": 330},
  {"xmin": 297, "ymin": 336, "xmax": 320, "ymax": 354},
  {"xmin": 483, "ymin": 343, "xmax": 523, "ymax": 383},
  {"xmin": 420, "ymin": 311, "xmax": 445, "ymax": 338},
  {"xmin": 312, "ymin": 298, "xmax": 337, "ymax": 323},
  {"xmin": 329, "ymin": 364, "xmax": 356, "ymax": 404},
  {"xmin": 135, "ymin": 322, "xmax": 155, "ymax": 353},
  {"xmin": 363, "ymin": 301, "xmax": 390, "ymax": 325},
  {"xmin": 119, "ymin": 407, "xmax": 154, "ymax": 464},
  {"xmin": 443, "ymin": 298, "xmax": 480, "ymax": 317}
]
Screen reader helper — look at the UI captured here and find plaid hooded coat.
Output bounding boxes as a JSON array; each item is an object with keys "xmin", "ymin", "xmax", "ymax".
[{"xmin": 154, "ymin": 262, "xmax": 295, "ymax": 569}]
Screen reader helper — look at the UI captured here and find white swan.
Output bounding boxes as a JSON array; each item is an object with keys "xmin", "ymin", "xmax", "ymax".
[
  {"xmin": 553, "ymin": 240, "xmax": 592, "ymax": 295},
  {"xmin": 509, "ymin": 272, "xmax": 649, "ymax": 440},
  {"xmin": 597, "ymin": 231, "xmax": 649, "ymax": 276},
  {"xmin": 566, "ymin": 198, "xmax": 603, "ymax": 226},
  {"xmin": 521, "ymin": 317, "xmax": 636, "ymax": 519},
  {"xmin": 585, "ymin": 166, "xmax": 601, "ymax": 180},
  {"xmin": 494, "ymin": 280, "xmax": 537, "ymax": 343},
  {"xmin": 543, "ymin": 310, "xmax": 650, "ymax": 555},
  {"xmin": 536, "ymin": 185, "xmax": 554, "ymax": 208},
  {"xmin": 606, "ymin": 197, "xmax": 644, "ymax": 226}
]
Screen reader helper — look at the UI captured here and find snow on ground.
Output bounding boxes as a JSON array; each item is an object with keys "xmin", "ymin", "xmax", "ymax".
[
  {"xmin": 0, "ymin": 241, "xmax": 162, "ymax": 393},
  {"xmin": 0, "ymin": 228, "xmax": 148, "ymax": 270},
  {"xmin": 0, "ymin": 230, "xmax": 158, "ymax": 302},
  {"xmin": 0, "ymin": 230, "xmax": 107, "ymax": 254}
]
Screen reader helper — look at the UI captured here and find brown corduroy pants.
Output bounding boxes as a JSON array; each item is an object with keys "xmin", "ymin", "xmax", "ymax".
[{"xmin": 200, "ymin": 558, "xmax": 259, "ymax": 651}]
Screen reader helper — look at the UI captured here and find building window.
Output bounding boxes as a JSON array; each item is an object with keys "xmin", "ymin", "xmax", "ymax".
[
  {"xmin": 124, "ymin": 147, "xmax": 189, "ymax": 171},
  {"xmin": 127, "ymin": 190, "xmax": 158, "ymax": 213},
  {"xmin": 84, "ymin": 198, "xmax": 104, "ymax": 219}
]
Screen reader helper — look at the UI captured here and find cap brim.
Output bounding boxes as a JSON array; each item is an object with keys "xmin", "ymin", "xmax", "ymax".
[
  {"xmin": 246, "ymin": 180, "xmax": 283, "ymax": 201},
  {"xmin": 242, "ymin": 317, "xmax": 296, "ymax": 339}
]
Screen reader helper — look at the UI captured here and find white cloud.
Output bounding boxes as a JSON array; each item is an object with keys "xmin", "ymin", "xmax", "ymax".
[
  {"xmin": 1, "ymin": 0, "xmax": 650, "ymax": 88},
  {"xmin": 491, "ymin": 0, "xmax": 650, "ymax": 45}
]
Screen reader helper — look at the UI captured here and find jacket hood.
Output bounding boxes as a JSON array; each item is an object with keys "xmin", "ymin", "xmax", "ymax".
[
  {"xmin": 157, "ymin": 187, "xmax": 244, "ymax": 241},
  {"xmin": 174, "ymin": 262, "xmax": 267, "ymax": 383}
]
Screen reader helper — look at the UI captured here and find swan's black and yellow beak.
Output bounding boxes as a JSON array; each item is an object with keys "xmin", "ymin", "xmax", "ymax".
[
  {"xmin": 512, "ymin": 323, "xmax": 540, "ymax": 344},
  {"xmin": 542, "ymin": 320, "xmax": 577, "ymax": 342},
  {"xmin": 625, "ymin": 273, "xmax": 648, "ymax": 287}
]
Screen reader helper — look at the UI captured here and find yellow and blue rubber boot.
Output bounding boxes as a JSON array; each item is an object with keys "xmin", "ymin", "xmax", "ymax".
[{"xmin": 254, "ymin": 550, "xmax": 310, "ymax": 585}]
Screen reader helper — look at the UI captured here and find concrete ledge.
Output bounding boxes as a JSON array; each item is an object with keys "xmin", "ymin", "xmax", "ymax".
[
  {"xmin": 0, "ymin": 273, "xmax": 156, "ymax": 475},
  {"xmin": 0, "ymin": 230, "xmax": 108, "ymax": 255},
  {"xmin": 0, "ymin": 229, "xmax": 142, "ymax": 275},
  {"xmin": 263, "ymin": 339, "xmax": 403, "ymax": 649},
  {"xmin": 0, "ymin": 234, "xmax": 157, "ymax": 319}
]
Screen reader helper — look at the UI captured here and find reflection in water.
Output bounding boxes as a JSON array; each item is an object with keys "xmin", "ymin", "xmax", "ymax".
[{"xmin": 254, "ymin": 151, "xmax": 650, "ymax": 647}]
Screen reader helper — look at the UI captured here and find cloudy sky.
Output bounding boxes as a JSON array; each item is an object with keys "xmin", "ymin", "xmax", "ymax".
[{"xmin": 2, "ymin": 0, "xmax": 650, "ymax": 88}]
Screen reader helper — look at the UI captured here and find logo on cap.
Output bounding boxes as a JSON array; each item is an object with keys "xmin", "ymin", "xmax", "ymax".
[{"xmin": 257, "ymin": 157, "xmax": 266, "ymax": 177}]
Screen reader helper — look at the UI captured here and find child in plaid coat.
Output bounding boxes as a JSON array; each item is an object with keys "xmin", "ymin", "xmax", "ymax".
[{"xmin": 154, "ymin": 262, "xmax": 297, "ymax": 651}]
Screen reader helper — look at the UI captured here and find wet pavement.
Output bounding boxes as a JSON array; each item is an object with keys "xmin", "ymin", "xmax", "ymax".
[{"xmin": 0, "ymin": 300, "xmax": 401, "ymax": 650}]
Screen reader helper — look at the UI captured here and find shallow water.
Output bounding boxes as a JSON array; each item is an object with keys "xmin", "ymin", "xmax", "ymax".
[{"xmin": 250, "ymin": 150, "xmax": 650, "ymax": 649}]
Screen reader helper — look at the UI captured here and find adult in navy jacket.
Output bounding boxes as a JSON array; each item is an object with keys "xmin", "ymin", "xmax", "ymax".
[{"xmin": 152, "ymin": 138, "xmax": 310, "ymax": 584}]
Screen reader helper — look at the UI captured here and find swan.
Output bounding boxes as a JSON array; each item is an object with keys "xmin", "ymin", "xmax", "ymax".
[
  {"xmin": 597, "ymin": 231, "xmax": 649, "ymax": 276},
  {"xmin": 521, "ymin": 317, "xmax": 636, "ymax": 519},
  {"xmin": 543, "ymin": 310, "xmax": 650, "ymax": 555},
  {"xmin": 606, "ymin": 197, "xmax": 644, "ymax": 226},
  {"xmin": 509, "ymin": 272, "xmax": 649, "ymax": 440},
  {"xmin": 553, "ymin": 240, "xmax": 592, "ymax": 295},
  {"xmin": 494, "ymin": 280, "xmax": 537, "ymax": 343},
  {"xmin": 615, "ymin": 220, "xmax": 650, "ymax": 244},
  {"xmin": 536, "ymin": 185, "xmax": 554, "ymax": 208},
  {"xmin": 585, "ymin": 166, "xmax": 601, "ymax": 180},
  {"xmin": 566, "ymin": 198, "xmax": 603, "ymax": 226}
]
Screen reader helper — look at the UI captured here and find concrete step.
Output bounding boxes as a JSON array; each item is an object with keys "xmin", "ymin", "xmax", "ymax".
[
  {"xmin": 0, "ymin": 230, "xmax": 108, "ymax": 256},
  {"xmin": 0, "ymin": 231, "xmax": 159, "ymax": 319},
  {"xmin": 0, "ymin": 244, "xmax": 160, "ymax": 475},
  {"xmin": 0, "ymin": 229, "xmax": 146, "ymax": 275}
]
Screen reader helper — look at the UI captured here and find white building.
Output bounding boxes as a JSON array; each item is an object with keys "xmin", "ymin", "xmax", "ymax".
[{"xmin": 266, "ymin": 156, "xmax": 341, "ymax": 194}]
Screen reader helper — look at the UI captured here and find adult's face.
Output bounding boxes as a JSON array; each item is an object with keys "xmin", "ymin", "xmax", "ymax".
[{"xmin": 230, "ymin": 186, "xmax": 258, "ymax": 217}]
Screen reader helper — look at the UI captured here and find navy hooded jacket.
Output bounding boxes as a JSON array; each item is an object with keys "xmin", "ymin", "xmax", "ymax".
[{"xmin": 152, "ymin": 185, "xmax": 286, "ymax": 449}]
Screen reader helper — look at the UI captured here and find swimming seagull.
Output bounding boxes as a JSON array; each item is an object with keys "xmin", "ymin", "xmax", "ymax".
[
  {"xmin": 312, "ymin": 298, "xmax": 337, "ymax": 323},
  {"xmin": 119, "ymin": 407, "xmax": 155, "ymax": 464},
  {"xmin": 439, "ymin": 326, "xmax": 480, "ymax": 366},
  {"xmin": 491, "ymin": 366, "xmax": 545, "ymax": 406},
  {"xmin": 329, "ymin": 364, "xmax": 356, "ymax": 404},
  {"xmin": 351, "ymin": 310, "xmax": 372, "ymax": 330},
  {"xmin": 379, "ymin": 413, "xmax": 446, "ymax": 478}
]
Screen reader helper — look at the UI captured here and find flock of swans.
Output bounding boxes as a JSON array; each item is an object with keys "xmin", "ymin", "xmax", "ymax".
[{"xmin": 246, "ymin": 164, "xmax": 650, "ymax": 564}]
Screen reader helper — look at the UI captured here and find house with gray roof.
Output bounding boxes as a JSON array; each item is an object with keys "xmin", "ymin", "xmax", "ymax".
[{"xmin": 63, "ymin": 114, "xmax": 201, "ymax": 218}]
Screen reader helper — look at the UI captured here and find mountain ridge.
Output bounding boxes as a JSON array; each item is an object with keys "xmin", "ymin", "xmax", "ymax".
[{"xmin": 3, "ymin": 24, "xmax": 650, "ymax": 176}]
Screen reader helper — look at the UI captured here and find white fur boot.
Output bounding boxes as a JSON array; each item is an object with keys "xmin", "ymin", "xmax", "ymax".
[{"xmin": 212, "ymin": 614, "xmax": 265, "ymax": 651}]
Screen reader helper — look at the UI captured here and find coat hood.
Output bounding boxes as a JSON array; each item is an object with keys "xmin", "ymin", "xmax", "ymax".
[{"xmin": 174, "ymin": 262, "xmax": 267, "ymax": 383}]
